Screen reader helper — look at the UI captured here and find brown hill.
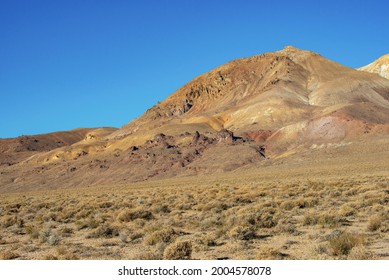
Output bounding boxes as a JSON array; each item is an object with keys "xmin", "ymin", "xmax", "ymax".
[
  {"xmin": 1, "ymin": 46, "xmax": 389, "ymax": 193},
  {"xmin": 0, "ymin": 128, "xmax": 115, "ymax": 166},
  {"xmin": 359, "ymin": 53, "xmax": 389, "ymax": 79}
]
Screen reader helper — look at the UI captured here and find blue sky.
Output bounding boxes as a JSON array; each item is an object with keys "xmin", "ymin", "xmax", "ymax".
[{"xmin": 0, "ymin": 0, "xmax": 388, "ymax": 138}]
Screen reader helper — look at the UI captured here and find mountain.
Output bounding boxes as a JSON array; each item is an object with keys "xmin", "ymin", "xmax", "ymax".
[
  {"xmin": 358, "ymin": 53, "xmax": 389, "ymax": 79},
  {"xmin": 2, "ymin": 46, "xmax": 389, "ymax": 193},
  {"xmin": 0, "ymin": 128, "xmax": 116, "ymax": 166}
]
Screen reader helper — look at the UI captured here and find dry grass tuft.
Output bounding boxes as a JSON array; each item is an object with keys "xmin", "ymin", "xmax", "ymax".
[
  {"xmin": 163, "ymin": 241, "xmax": 192, "ymax": 260},
  {"xmin": 329, "ymin": 232, "xmax": 365, "ymax": 256},
  {"xmin": 0, "ymin": 250, "xmax": 19, "ymax": 260},
  {"xmin": 144, "ymin": 227, "xmax": 177, "ymax": 246}
]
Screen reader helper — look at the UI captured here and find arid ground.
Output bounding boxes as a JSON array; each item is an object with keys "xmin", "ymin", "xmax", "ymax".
[{"xmin": 1, "ymin": 136, "xmax": 388, "ymax": 260}]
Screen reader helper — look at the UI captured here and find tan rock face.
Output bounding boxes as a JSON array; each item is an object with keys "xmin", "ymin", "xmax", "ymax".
[
  {"xmin": 358, "ymin": 53, "xmax": 389, "ymax": 79},
  {"xmin": 2, "ymin": 47, "xmax": 389, "ymax": 192}
]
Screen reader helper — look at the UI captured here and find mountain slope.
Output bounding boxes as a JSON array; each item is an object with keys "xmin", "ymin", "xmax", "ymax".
[
  {"xmin": 359, "ymin": 53, "xmax": 389, "ymax": 79},
  {"xmin": 107, "ymin": 46, "xmax": 389, "ymax": 151},
  {"xmin": 2, "ymin": 46, "xmax": 389, "ymax": 193}
]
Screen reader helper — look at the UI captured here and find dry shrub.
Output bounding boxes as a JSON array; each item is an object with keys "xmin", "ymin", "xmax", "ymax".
[
  {"xmin": 279, "ymin": 201, "xmax": 294, "ymax": 211},
  {"xmin": 0, "ymin": 250, "xmax": 19, "ymax": 260},
  {"xmin": 130, "ymin": 251, "xmax": 162, "ymax": 260},
  {"xmin": 228, "ymin": 226, "xmax": 256, "ymax": 240},
  {"xmin": 39, "ymin": 227, "xmax": 61, "ymax": 245},
  {"xmin": 274, "ymin": 218, "xmax": 297, "ymax": 234},
  {"xmin": 43, "ymin": 254, "xmax": 58, "ymax": 260},
  {"xmin": 163, "ymin": 241, "xmax": 192, "ymax": 260},
  {"xmin": 200, "ymin": 215, "xmax": 223, "ymax": 230},
  {"xmin": 329, "ymin": 232, "xmax": 365, "ymax": 256},
  {"xmin": 25, "ymin": 225, "xmax": 40, "ymax": 239},
  {"xmin": 302, "ymin": 212, "xmax": 319, "ymax": 226},
  {"xmin": 75, "ymin": 218, "xmax": 100, "ymax": 230},
  {"xmin": 199, "ymin": 201, "xmax": 230, "ymax": 213},
  {"xmin": 117, "ymin": 209, "xmax": 153, "ymax": 222},
  {"xmin": 294, "ymin": 197, "xmax": 319, "ymax": 209},
  {"xmin": 1, "ymin": 215, "xmax": 18, "ymax": 228},
  {"xmin": 57, "ymin": 226, "xmax": 74, "ymax": 237},
  {"xmin": 227, "ymin": 205, "xmax": 278, "ymax": 230},
  {"xmin": 144, "ymin": 227, "xmax": 177, "ymax": 245},
  {"xmin": 256, "ymin": 247, "xmax": 288, "ymax": 260},
  {"xmin": 88, "ymin": 224, "xmax": 119, "ymax": 238},
  {"xmin": 153, "ymin": 205, "xmax": 171, "ymax": 214},
  {"xmin": 347, "ymin": 246, "xmax": 373, "ymax": 260},
  {"xmin": 367, "ymin": 215, "xmax": 382, "ymax": 232},
  {"xmin": 303, "ymin": 212, "xmax": 346, "ymax": 227}
]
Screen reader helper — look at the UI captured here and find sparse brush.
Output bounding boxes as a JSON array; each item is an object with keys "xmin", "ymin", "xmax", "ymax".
[
  {"xmin": 75, "ymin": 218, "xmax": 100, "ymax": 230},
  {"xmin": 302, "ymin": 212, "xmax": 318, "ymax": 226},
  {"xmin": 303, "ymin": 212, "xmax": 346, "ymax": 227},
  {"xmin": 43, "ymin": 254, "xmax": 58, "ymax": 260},
  {"xmin": 274, "ymin": 219, "xmax": 297, "ymax": 234},
  {"xmin": 87, "ymin": 224, "xmax": 120, "ymax": 238},
  {"xmin": 367, "ymin": 215, "xmax": 382, "ymax": 232},
  {"xmin": 228, "ymin": 226, "xmax": 256, "ymax": 240},
  {"xmin": 329, "ymin": 232, "xmax": 365, "ymax": 256},
  {"xmin": 347, "ymin": 246, "xmax": 373, "ymax": 260},
  {"xmin": 117, "ymin": 209, "xmax": 153, "ymax": 222},
  {"xmin": 130, "ymin": 251, "xmax": 162, "ymax": 260},
  {"xmin": 0, "ymin": 250, "xmax": 19, "ymax": 260},
  {"xmin": 38, "ymin": 227, "xmax": 61, "ymax": 245},
  {"xmin": 153, "ymin": 205, "xmax": 171, "ymax": 214},
  {"xmin": 1, "ymin": 215, "xmax": 18, "ymax": 228},
  {"xmin": 25, "ymin": 225, "xmax": 40, "ymax": 239},
  {"xmin": 163, "ymin": 241, "xmax": 192, "ymax": 260},
  {"xmin": 144, "ymin": 227, "xmax": 177, "ymax": 246},
  {"xmin": 57, "ymin": 226, "xmax": 74, "ymax": 237},
  {"xmin": 256, "ymin": 247, "xmax": 288, "ymax": 260}
]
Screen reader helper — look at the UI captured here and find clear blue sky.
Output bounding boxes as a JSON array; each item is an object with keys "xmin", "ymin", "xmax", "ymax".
[{"xmin": 1, "ymin": 0, "xmax": 388, "ymax": 138}]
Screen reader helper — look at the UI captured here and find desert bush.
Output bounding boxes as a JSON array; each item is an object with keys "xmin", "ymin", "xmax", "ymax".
[
  {"xmin": 1, "ymin": 215, "xmax": 18, "ymax": 228},
  {"xmin": 256, "ymin": 247, "xmax": 287, "ymax": 260},
  {"xmin": 302, "ymin": 212, "xmax": 319, "ymax": 226},
  {"xmin": 25, "ymin": 225, "xmax": 40, "ymax": 239},
  {"xmin": 347, "ymin": 246, "xmax": 373, "ymax": 260},
  {"xmin": 0, "ymin": 250, "xmax": 19, "ymax": 260},
  {"xmin": 43, "ymin": 254, "xmax": 58, "ymax": 260},
  {"xmin": 318, "ymin": 214, "xmax": 345, "ymax": 227},
  {"xmin": 367, "ymin": 215, "xmax": 382, "ymax": 232},
  {"xmin": 144, "ymin": 227, "xmax": 177, "ymax": 246},
  {"xmin": 252, "ymin": 212, "xmax": 278, "ymax": 228},
  {"xmin": 117, "ymin": 209, "xmax": 153, "ymax": 222},
  {"xmin": 57, "ymin": 226, "xmax": 74, "ymax": 237},
  {"xmin": 227, "ymin": 206, "xmax": 278, "ymax": 229},
  {"xmin": 274, "ymin": 219, "xmax": 297, "ymax": 234},
  {"xmin": 75, "ymin": 218, "xmax": 100, "ymax": 230},
  {"xmin": 279, "ymin": 201, "xmax": 294, "ymax": 211},
  {"xmin": 199, "ymin": 201, "xmax": 230, "ymax": 213},
  {"xmin": 329, "ymin": 232, "xmax": 365, "ymax": 256},
  {"xmin": 130, "ymin": 251, "xmax": 162, "ymax": 260},
  {"xmin": 163, "ymin": 241, "xmax": 192, "ymax": 260},
  {"xmin": 153, "ymin": 204, "xmax": 171, "ymax": 214},
  {"xmin": 87, "ymin": 224, "xmax": 119, "ymax": 238},
  {"xmin": 313, "ymin": 244, "xmax": 328, "ymax": 255},
  {"xmin": 294, "ymin": 197, "xmax": 319, "ymax": 209},
  {"xmin": 39, "ymin": 227, "xmax": 61, "ymax": 245},
  {"xmin": 228, "ymin": 226, "xmax": 256, "ymax": 240},
  {"xmin": 339, "ymin": 204, "xmax": 356, "ymax": 217},
  {"xmin": 199, "ymin": 215, "xmax": 223, "ymax": 230},
  {"xmin": 303, "ymin": 212, "xmax": 346, "ymax": 227}
]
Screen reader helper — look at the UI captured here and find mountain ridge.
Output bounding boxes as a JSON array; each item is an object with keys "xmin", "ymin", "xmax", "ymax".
[
  {"xmin": 358, "ymin": 53, "xmax": 389, "ymax": 79},
  {"xmin": 1, "ymin": 46, "xmax": 389, "ymax": 193}
]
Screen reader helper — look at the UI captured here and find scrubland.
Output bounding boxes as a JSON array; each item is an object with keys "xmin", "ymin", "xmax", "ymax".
[{"xmin": 1, "ymin": 160, "xmax": 388, "ymax": 260}]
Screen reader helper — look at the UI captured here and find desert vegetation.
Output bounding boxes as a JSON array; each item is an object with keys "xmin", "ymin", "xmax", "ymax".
[{"xmin": 0, "ymin": 170, "xmax": 388, "ymax": 260}]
